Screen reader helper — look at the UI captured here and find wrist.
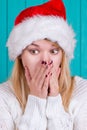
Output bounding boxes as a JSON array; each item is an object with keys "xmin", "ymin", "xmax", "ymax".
[
  {"xmin": 48, "ymin": 87, "xmax": 59, "ymax": 96},
  {"xmin": 29, "ymin": 92, "xmax": 47, "ymax": 99},
  {"xmin": 48, "ymin": 92, "xmax": 59, "ymax": 96},
  {"xmin": 24, "ymin": 95, "xmax": 47, "ymax": 117}
]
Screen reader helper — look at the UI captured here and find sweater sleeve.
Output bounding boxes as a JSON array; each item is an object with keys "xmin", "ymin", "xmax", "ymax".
[
  {"xmin": 73, "ymin": 101, "xmax": 87, "ymax": 130},
  {"xmin": 46, "ymin": 94, "xmax": 73, "ymax": 130},
  {"xmin": 18, "ymin": 95, "xmax": 47, "ymax": 130},
  {"xmin": 72, "ymin": 76, "xmax": 87, "ymax": 130},
  {"xmin": 0, "ymin": 95, "xmax": 47, "ymax": 130},
  {"xmin": 0, "ymin": 97, "xmax": 15, "ymax": 130}
]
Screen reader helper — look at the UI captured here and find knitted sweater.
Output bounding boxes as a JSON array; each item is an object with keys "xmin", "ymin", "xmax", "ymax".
[{"xmin": 0, "ymin": 76, "xmax": 87, "ymax": 130}]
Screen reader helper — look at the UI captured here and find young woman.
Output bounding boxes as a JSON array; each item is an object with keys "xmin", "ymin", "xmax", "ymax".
[{"xmin": 0, "ymin": 0, "xmax": 87, "ymax": 130}]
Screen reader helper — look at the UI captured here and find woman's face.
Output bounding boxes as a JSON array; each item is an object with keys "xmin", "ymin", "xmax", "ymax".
[{"xmin": 21, "ymin": 39, "xmax": 63, "ymax": 78}]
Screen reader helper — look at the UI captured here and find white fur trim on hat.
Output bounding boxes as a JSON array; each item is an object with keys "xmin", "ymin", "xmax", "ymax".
[{"xmin": 7, "ymin": 16, "xmax": 76, "ymax": 61}]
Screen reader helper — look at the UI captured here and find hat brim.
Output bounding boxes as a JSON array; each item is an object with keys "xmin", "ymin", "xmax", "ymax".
[{"xmin": 7, "ymin": 15, "xmax": 76, "ymax": 61}]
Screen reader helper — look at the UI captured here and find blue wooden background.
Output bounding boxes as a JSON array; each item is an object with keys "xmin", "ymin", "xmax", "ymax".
[{"xmin": 0, "ymin": 0, "xmax": 87, "ymax": 83}]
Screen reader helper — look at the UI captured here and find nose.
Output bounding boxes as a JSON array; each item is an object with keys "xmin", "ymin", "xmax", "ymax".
[{"xmin": 41, "ymin": 51, "xmax": 52, "ymax": 65}]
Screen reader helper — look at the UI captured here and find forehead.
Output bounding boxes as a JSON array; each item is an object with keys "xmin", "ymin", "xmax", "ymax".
[{"xmin": 29, "ymin": 39, "xmax": 60, "ymax": 48}]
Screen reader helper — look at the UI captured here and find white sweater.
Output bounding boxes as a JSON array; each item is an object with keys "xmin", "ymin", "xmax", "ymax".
[{"xmin": 0, "ymin": 76, "xmax": 87, "ymax": 130}]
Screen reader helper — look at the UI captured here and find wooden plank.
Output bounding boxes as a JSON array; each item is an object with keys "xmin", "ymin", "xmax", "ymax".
[
  {"xmin": 63, "ymin": 0, "xmax": 81, "ymax": 76},
  {"xmin": 26, "ymin": 0, "xmax": 44, "ymax": 7},
  {"xmin": 7, "ymin": 0, "xmax": 26, "ymax": 78},
  {"xmin": 80, "ymin": 0, "xmax": 87, "ymax": 78},
  {"xmin": 0, "ymin": 0, "xmax": 8, "ymax": 83},
  {"xmin": 43, "ymin": 0, "xmax": 48, "ymax": 3}
]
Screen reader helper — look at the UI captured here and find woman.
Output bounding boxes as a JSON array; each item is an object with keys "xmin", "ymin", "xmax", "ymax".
[{"xmin": 0, "ymin": 0, "xmax": 87, "ymax": 130}]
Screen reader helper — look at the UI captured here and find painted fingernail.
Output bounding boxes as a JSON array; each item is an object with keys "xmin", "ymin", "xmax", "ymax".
[
  {"xmin": 41, "ymin": 61, "xmax": 45, "ymax": 64},
  {"xmin": 50, "ymin": 73, "xmax": 52, "ymax": 76},
  {"xmin": 45, "ymin": 74, "xmax": 48, "ymax": 77},
  {"xmin": 41, "ymin": 61, "xmax": 47, "ymax": 65},
  {"xmin": 44, "ymin": 61, "xmax": 47, "ymax": 65},
  {"xmin": 49, "ymin": 60, "xmax": 53, "ymax": 65}
]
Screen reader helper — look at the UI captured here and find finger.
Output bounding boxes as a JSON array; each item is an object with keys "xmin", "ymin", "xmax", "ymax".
[
  {"xmin": 51, "ymin": 68, "xmax": 57, "ymax": 79},
  {"xmin": 37, "ymin": 60, "xmax": 53, "ymax": 79},
  {"xmin": 36, "ymin": 64, "xmax": 48, "ymax": 80},
  {"xmin": 42, "ymin": 73, "xmax": 50, "ymax": 91},
  {"xmin": 39, "ymin": 63, "xmax": 53, "ymax": 88},
  {"xmin": 40, "ymin": 61, "xmax": 53, "ymax": 80},
  {"xmin": 49, "ymin": 67, "xmax": 58, "ymax": 87},
  {"xmin": 52, "ymin": 67, "xmax": 61, "ymax": 79},
  {"xmin": 34, "ymin": 62, "xmax": 47, "ymax": 80}
]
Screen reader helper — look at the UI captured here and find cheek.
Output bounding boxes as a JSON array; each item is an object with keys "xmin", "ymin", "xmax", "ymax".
[
  {"xmin": 21, "ymin": 54, "xmax": 41, "ymax": 76},
  {"xmin": 53, "ymin": 60, "xmax": 60, "ymax": 72},
  {"xmin": 28, "ymin": 59, "xmax": 41, "ymax": 77},
  {"xmin": 53, "ymin": 53, "xmax": 62, "ymax": 70}
]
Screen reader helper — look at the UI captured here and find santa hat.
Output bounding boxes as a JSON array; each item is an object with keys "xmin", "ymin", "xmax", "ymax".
[{"xmin": 7, "ymin": 0, "xmax": 76, "ymax": 61}]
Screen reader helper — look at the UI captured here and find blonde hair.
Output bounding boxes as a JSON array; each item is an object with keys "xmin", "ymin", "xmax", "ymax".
[
  {"xmin": 11, "ymin": 58, "xmax": 29, "ymax": 111},
  {"xmin": 10, "ymin": 41, "xmax": 75, "ymax": 112},
  {"xmin": 59, "ymin": 52, "xmax": 75, "ymax": 111}
]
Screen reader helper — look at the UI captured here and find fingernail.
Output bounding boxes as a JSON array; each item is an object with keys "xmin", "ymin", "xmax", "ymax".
[
  {"xmin": 41, "ymin": 61, "xmax": 47, "ymax": 65},
  {"xmin": 50, "ymin": 73, "xmax": 52, "ymax": 76},
  {"xmin": 41, "ymin": 61, "xmax": 45, "ymax": 64},
  {"xmin": 45, "ymin": 74, "xmax": 48, "ymax": 78},
  {"xmin": 44, "ymin": 61, "xmax": 47, "ymax": 65},
  {"xmin": 49, "ymin": 60, "xmax": 53, "ymax": 65}
]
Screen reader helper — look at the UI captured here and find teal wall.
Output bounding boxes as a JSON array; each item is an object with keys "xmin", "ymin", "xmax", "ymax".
[{"xmin": 0, "ymin": 0, "xmax": 87, "ymax": 83}]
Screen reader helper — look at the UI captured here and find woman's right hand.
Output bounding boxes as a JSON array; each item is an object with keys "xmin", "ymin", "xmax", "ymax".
[{"xmin": 24, "ymin": 62, "xmax": 53, "ymax": 99}]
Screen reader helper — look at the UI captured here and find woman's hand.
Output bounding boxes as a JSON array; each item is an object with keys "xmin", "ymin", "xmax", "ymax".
[
  {"xmin": 48, "ymin": 66, "xmax": 61, "ymax": 96},
  {"xmin": 24, "ymin": 62, "xmax": 53, "ymax": 98}
]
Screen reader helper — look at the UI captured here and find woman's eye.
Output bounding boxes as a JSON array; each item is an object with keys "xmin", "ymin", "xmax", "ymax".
[
  {"xmin": 50, "ymin": 49, "xmax": 59, "ymax": 54},
  {"xmin": 28, "ymin": 49, "xmax": 39, "ymax": 54}
]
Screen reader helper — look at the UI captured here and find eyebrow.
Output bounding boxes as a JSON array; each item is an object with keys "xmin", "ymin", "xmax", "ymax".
[
  {"xmin": 51, "ymin": 43, "xmax": 59, "ymax": 48},
  {"xmin": 30, "ymin": 43, "xmax": 59, "ymax": 48},
  {"xmin": 31, "ymin": 43, "xmax": 39, "ymax": 47}
]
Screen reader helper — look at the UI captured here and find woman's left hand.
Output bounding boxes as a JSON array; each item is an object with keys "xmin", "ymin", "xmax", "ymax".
[{"xmin": 48, "ymin": 67, "xmax": 61, "ymax": 96}]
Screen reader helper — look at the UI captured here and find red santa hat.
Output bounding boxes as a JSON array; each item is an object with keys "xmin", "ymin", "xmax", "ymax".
[{"xmin": 7, "ymin": 0, "xmax": 76, "ymax": 61}]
